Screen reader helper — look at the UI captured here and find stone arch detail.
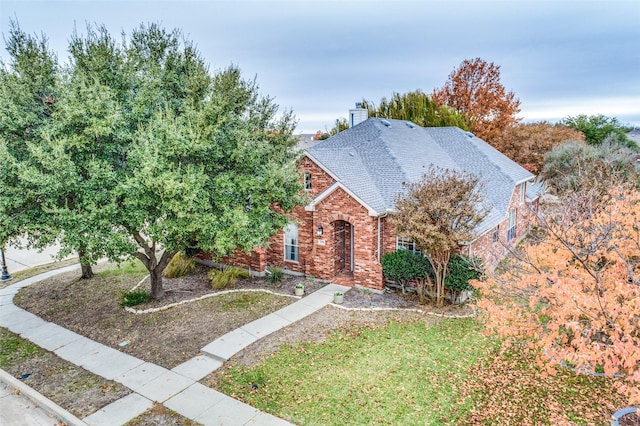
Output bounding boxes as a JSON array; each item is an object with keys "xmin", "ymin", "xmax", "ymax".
[
  {"xmin": 331, "ymin": 219, "xmax": 354, "ymax": 274},
  {"xmin": 329, "ymin": 212, "xmax": 357, "ymax": 226}
]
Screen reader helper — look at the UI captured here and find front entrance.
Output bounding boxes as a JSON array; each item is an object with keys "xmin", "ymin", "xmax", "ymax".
[{"xmin": 333, "ymin": 220, "xmax": 354, "ymax": 274}]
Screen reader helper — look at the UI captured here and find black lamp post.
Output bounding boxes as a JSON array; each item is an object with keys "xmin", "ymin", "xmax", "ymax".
[{"xmin": 1, "ymin": 247, "xmax": 12, "ymax": 281}]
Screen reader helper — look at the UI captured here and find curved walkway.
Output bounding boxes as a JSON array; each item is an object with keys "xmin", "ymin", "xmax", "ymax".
[{"xmin": 0, "ymin": 265, "xmax": 350, "ymax": 425}]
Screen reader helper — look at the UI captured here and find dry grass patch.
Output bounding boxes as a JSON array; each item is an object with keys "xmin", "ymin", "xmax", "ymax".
[
  {"xmin": 0, "ymin": 328, "xmax": 129, "ymax": 418},
  {"xmin": 125, "ymin": 402, "xmax": 200, "ymax": 425},
  {"xmin": 14, "ymin": 261, "xmax": 295, "ymax": 369}
]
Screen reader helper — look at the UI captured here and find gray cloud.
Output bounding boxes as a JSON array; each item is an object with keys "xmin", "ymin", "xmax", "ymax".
[{"xmin": 2, "ymin": 0, "xmax": 638, "ymax": 133}]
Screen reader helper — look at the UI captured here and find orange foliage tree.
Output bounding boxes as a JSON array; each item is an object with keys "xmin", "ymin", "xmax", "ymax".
[
  {"xmin": 433, "ymin": 57, "xmax": 521, "ymax": 143},
  {"xmin": 475, "ymin": 187, "xmax": 640, "ymax": 403},
  {"xmin": 492, "ymin": 122, "xmax": 585, "ymax": 173}
]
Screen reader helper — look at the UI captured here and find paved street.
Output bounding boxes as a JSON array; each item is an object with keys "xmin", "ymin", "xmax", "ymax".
[
  {"xmin": 2, "ymin": 238, "xmax": 75, "ymax": 275},
  {"xmin": 0, "ymin": 380, "xmax": 60, "ymax": 426}
]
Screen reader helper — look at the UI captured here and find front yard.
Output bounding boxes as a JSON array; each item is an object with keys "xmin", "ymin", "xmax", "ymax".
[
  {"xmin": 13, "ymin": 261, "xmax": 297, "ymax": 369},
  {"xmin": 5, "ymin": 261, "xmax": 631, "ymax": 424},
  {"xmin": 206, "ymin": 317, "xmax": 627, "ymax": 425}
]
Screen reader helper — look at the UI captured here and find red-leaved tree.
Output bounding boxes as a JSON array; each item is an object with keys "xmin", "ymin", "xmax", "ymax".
[{"xmin": 433, "ymin": 57, "xmax": 521, "ymax": 143}]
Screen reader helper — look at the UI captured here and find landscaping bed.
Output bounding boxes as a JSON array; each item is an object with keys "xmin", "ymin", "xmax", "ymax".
[{"xmin": 13, "ymin": 262, "xmax": 298, "ymax": 369}]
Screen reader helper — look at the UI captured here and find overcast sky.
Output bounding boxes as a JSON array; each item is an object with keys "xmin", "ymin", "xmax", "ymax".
[{"xmin": 1, "ymin": 0, "xmax": 639, "ymax": 134}]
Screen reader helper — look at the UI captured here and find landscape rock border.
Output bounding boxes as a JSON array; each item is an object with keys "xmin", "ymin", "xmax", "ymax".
[
  {"xmin": 610, "ymin": 406, "xmax": 639, "ymax": 426},
  {"xmin": 124, "ymin": 285, "xmax": 477, "ymax": 319}
]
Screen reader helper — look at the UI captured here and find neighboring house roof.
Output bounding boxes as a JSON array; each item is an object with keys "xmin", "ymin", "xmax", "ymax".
[
  {"xmin": 626, "ymin": 129, "xmax": 640, "ymax": 145},
  {"xmin": 295, "ymin": 134, "xmax": 324, "ymax": 151},
  {"xmin": 305, "ymin": 118, "xmax": 536, "ymax": 234}
]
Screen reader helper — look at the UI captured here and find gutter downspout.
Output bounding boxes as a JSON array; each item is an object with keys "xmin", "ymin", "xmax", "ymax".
[{"xmin": 377, "ymin": 212, "xmax": 389, "ymax": 262}]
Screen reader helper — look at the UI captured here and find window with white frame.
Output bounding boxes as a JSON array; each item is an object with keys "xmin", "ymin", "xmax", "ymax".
[
  {"xmin": 284, "ymin": 224, "xmax": 299, "ymax": 262},
  {"xmin": 519, "ymin": 182, "xmax": 525, "ymax": 204},
  {"xmin": 304, "ymin": 172, "xmax": 312, "ymax": 191},
  {"xmin": 507, "ymin": 209, "xmax": 516, "ymax": 241},
  {"xmin": 396, "ymin": 237, "xmax": 422, "ymax": 255}
]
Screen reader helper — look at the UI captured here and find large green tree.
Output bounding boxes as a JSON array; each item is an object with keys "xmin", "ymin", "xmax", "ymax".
[
  {"xmin": 561, "ymin": 114, "xmax": 635, "ymax": 147},
  {"xmin": 362, "ymin": 90, "xmax": 469, "ymax": 129},
  {"xmin": 0, "ymin": 23, "xmax": 303, "ymax": 298}
]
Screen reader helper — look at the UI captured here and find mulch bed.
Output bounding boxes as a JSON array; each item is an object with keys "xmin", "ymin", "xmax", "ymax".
[
  {"xmin": 14, "ymin": 264, "xmax": 297, "ymax": 369},
  {"xmin": 620, "ymin": 411, "xmax": 640, "ymax": 426}
]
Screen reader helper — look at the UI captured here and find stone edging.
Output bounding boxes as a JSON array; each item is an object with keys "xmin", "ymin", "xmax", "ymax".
[
  {"xmin": 124, "ymin": 289, "xmax": 301, "ymax": 314},
  {"xmin": 124, "ymin": 286, "xmax": 477, "ymax": 318},
  {"xmin": 0, "ymin": 368, "xmax": 87, "ymax": 426},
  {"xmin": 610, "ymin": 407, "xmax": 638, "ymax": 426},
  {"xmin": 331, "ymin": 303, "xmax": 477, "ymax": 319}
]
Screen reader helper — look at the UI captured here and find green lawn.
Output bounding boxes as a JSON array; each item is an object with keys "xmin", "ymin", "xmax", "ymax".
[
  {"xmin": 210, "ymin": 318, "xmax": 627, "ymax": 426},
  {"xmin": 211, "ymin": 319, "xmax": 496, "ymax": 425}
]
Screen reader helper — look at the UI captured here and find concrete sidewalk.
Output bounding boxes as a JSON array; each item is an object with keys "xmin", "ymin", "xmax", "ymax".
[{"xmin": 0, "ymin": 265, "xmax": 350, "ymax": 425}]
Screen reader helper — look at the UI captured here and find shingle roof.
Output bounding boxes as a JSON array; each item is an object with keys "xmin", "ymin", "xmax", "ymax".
[{"xmin": 306, "ymin": 118, "xmax": 536, "ymax": 234}]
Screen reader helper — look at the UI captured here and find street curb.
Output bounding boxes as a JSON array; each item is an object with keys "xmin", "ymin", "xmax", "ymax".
[{"xmin": 0, "ymin": 367, "xmax": 88, "ymax": 426}]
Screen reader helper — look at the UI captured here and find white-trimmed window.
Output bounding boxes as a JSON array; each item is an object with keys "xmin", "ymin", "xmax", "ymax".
[
  {"xmin": 519, "ymin": 182, "xmax": 526, "ymax": 204},
  {"xmin": 507, "ymin": 209, "xmax": 516, "ymax": 241},
  {"xmin": 396, "ymin": 237, "xmax": 422, "ymax": 255},
  {"xmin": 304, "ymin": 173, "xmax": 312, "ymax": 191},
  {"xmin": 284, "ymin": 224, "xmax": 299, "ymax": 262},
  {"xmin": 492, "ymin": 226, "xmax": 499, "ymax": 243}
]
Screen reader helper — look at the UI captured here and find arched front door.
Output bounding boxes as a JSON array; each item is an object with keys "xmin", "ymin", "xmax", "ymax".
[{"xmin": 333, "ymin": 220, "xmax": 354, "ymax": 274}]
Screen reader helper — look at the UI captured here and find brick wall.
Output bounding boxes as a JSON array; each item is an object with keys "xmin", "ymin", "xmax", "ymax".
[
  {"xmin": 299, "ymin": 156, "xmax": 335, "ymax": 197},
  {"xmin": 209, "ymin": 157, "xmax": 538, "ymax": 291},
  {"xmin": 380, "ymin": 182, "xmax": 538, "ymax": 271},
  {"xmin": 199, "ymin": 247, "xmax": 267, "ymax": 275},
  {"xmin": 307, "ymin": 187, "xmax": 384, "ymax": 289},
  {"xmin": 266, "ymin": 205, "xmax": 312, "ymax": 275},
  {"xmin": 468, "ymin": 182, "xmax": 538, "ymax": 269}
]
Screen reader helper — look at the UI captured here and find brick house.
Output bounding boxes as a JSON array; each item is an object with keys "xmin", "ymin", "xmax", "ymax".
[{"xmin": 211, "ymin": 107, "xmax": 541, "ymax": 291}]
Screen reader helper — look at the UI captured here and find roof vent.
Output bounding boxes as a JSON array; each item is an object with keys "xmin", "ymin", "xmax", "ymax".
[
  {"xmin": 380, "ymin": 119, "xmax": 391, "ymax": 128},
  {"xmin": 406, "ymin": 122, "xmax": 415, "ymax": 129},
  {"xmin": 465, "ymin": 131, "xmax": 474, "ymax": 138}
]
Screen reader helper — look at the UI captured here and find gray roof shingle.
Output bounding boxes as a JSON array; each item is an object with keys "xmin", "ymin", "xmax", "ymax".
[{"xmin": 306, "ymin": 118, "xmax": 536, "ymax": 233}]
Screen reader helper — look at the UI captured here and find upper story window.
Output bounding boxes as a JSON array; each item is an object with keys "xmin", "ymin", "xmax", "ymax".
[
  {"xmin": 396, "ymin": 237, "xmax": 422, "ymax": 255},
  {"xmin": 304, "ymin": 172, "xmax": 312, "ymax": 191},
  {"xmin": 284, "ymin": 224, "xmax": 299, "ymax": 262},
  {"xmin": 507, "ymin": 209, "xmax": 516, "ymax": 241},
  {"xmin": 519, "ymin": 182, "xmax": 525, "ymax": 204}
]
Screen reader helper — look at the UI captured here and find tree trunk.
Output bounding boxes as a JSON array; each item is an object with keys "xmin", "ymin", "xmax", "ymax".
[
  {"xmin": 130, "ymin": 230, "xmax": 177, "ymax": 300},
  {"xmin": 80, "ymin": 263, "xmax": 94, "ymax": 279},
  {"xmin": 77, "ymin": 246, "xmax": 94, "ymax": 279},
  {"xmin": 149, "ymin": 268, "xmax": 164, "ymax": 299}
]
